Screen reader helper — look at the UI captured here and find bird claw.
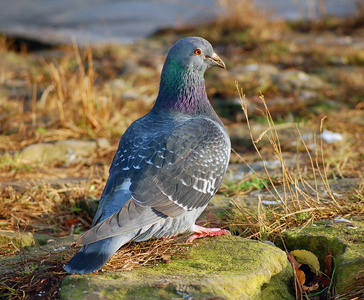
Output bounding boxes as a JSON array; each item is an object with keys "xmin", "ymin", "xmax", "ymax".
[{"xmin": 187, "ymin": 225, "xmax": 231, "ymax": 243}]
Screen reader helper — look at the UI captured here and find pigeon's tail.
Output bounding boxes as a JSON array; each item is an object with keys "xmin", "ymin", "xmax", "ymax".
[{"xmin": 64, "ymin": 235, "xmax": 132, "ymax": 274}]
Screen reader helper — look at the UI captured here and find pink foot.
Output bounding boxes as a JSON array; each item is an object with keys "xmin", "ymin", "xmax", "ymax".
[{"xmin": 187, "ymin": 225, "xmax": 231, "ymax": 243}]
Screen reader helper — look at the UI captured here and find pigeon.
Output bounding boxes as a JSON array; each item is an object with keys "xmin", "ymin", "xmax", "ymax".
[{"xmin": 64, "ymin": 37, "xmax": 231, "ymax": 274}]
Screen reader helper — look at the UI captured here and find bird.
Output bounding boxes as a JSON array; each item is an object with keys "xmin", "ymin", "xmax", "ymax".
[{"xmin": 64, "ymin": 37, "xmax": 231, "ymax": 274}]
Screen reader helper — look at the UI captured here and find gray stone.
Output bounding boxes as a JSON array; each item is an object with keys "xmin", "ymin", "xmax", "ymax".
[
  {"xmin": 271, "ymin": 70, "xmax": 325, "ymax": 92},
  {"xmin": 231, "ymin": 64, "xmax": 279, "ymax": 82},
  {"xmin": 234, "ymin": 178, "xmax": 362, "ymax": 208},
  {"xmin": 228, "ymin": 64, "xmax": 280, "ymax": 93},
  {"xmin": 18, "ymin": 138, "xmax": 111, "ymax": 163}
]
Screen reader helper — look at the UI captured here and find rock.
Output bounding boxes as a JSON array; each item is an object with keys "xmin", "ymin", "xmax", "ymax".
[
  {"xmin": 320, "ymin": 130, "xmax": 343, "ymax": 143},
  {"xmin": 60, "ymin": 236, "xmax": 293, "ymax": 299},
  {"xmin": 228, "ymin": 64, "xmax": 280, "ymax": 94},
  {"xmin": 33, "ymin": 233, "xmax": 55, "ymax": 246},
  {"xmin": 0, "ymin": 177, "xmax": 89, "ymax": 192},
  {"xmin": 271, "ymin": 70, "xmax": 325, "ymax": 92},
  {"xmin": 226, "ymin": 161, "xmax": 286, "ymax": 182},
  {"xmin": 277, "ymin": 219, "xmax": 364, "ymax": 293},
  {"xmin": 18, "ymin": 138, "xmax": 111, "ymax": 163},
  {"xmin": 234, "ymin": 178, "xmax": 362, "ymax": 208},
  {"xmin": 0, "ymin": 230, "xmax": 34, "ymax": 248},
  {"xmin": 230, "ymin": 64, "xmax": 279, "ymax": 83}
]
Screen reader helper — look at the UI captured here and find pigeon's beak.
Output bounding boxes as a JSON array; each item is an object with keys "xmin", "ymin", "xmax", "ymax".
[{"xmin": 206, "ymin": 52, "xmax": 226, "ymax": 69}]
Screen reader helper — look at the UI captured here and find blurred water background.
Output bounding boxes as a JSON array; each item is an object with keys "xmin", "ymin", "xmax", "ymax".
[{"xmin": 0, "ymin": 0, "xmax": 359, "ymax": 45}]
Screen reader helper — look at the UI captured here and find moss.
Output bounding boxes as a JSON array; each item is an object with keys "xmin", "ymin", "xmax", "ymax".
[
  {"xmin": 60, "ymin": 236, "xmax": 294, "ymax": 299},
  {"xmin": 101, "ymin": 284, "xmax": 218, "ymax": 300},
  {"xmin": 33, "ymin": 233, "xmax": 53, "ymax": 246},
  {"xmin": 277, "ymin": 220, "xmax": 364, "ymax": 293},
  {"xmin": 60, "ymin": 276, "xmax": 93, "ymax": 299},
  {"xmin": 261, "ymin": 271, "xmax": 295, "ymax": 300},
  {"xmin": 0, "ymin": 230, "xmax": 34, "ymax": 248}
]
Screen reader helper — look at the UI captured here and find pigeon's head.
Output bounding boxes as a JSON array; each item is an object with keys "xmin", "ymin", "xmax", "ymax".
[
  {"xmin": 154, "ymin": 37, "xmax": 225, "ymax": 113},
  {"xmin": 165, "ymin": 37, "xmax": 225, "ymax": 73}
]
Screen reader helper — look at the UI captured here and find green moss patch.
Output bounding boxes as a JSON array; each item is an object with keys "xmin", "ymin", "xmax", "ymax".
[
  {"xmin": 61, "ymin": 236, "xmax": 294, "ymax": 299},
  {"xmin": 277, "ymin": 220, "xmax": 364, "ymax": 292}
]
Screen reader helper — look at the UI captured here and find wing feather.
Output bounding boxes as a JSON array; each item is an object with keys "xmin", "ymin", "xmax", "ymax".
[{"xmin": 83, "ymin": 113, "xmax": 230, "ymax": 244}]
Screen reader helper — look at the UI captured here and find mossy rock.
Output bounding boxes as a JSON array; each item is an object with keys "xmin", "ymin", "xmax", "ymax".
[
  {"xmin": 277, "ymin": 219, "xmax": 364, "ymax": 293},
  {"xmin": 18, "ymin": 138, "xmax": 110, "ymax": 163},
  {"xmin": 0, "ymin": 235, "xmax": 77, "ymax": 275},
  {"xmin": 0, "ymin": 230, "xmax": 34, "ymax": 248},
  {"xmin": 60, "ymin": 236, "xmax": 294, "ymax": 299}
]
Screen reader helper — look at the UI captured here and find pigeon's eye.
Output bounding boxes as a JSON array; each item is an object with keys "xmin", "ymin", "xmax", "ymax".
[{"xmin": 194, "ymin": 48, "xmax": 202, "ymax": 55}]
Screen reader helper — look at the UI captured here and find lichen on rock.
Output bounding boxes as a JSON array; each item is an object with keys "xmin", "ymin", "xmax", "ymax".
[{"xmin": 60, "ymin": 235, "xmax": 294, "ymax": 299}]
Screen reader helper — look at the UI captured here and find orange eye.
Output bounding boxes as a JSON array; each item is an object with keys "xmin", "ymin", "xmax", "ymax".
[{"xmin": 194, "ymin": 48, "xmax": 202, "ymax": 55}]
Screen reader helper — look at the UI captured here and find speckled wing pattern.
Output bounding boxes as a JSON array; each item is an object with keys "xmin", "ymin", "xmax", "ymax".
[
  {"xmin": 126, "ymin": 116, "xmax": 230, "ymax": 213},
  {"xmin": 81, "ymin": 113, "xmax": 230, "ymax": 244}
]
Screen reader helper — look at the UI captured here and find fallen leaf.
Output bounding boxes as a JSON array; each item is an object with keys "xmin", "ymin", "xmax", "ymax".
[
  {"xmin": 291, "ymin": 249, "xmax": 320, "ymax": 275},
  {"xmin": 324, "ymin": 251, "xmax": 333, "ymax": 276},
  {"xmin": 321, "ymin": 275, "xmax": 331, "ymax": 288},
  {"xmin": 295, "ymin": 267, "xmax": 306, "ymax": 286},
  {"xmin": 287, "ymin": 253, "xmax": 302, "ymax": 269},
  {"xmin": 321, "ymin": 251, "xmax": 334, "ymax": 288},
  {"xmin": 302, "ymin": 282, "xmax": 319, "ymax": 292},
  {"xmin": 65, "ymin": 218, "xmax": 81, "ymax": 228}
]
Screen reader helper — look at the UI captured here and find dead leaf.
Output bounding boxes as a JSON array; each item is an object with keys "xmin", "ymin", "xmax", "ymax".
[
  {"xmin": 324, "ymin": 251, "xmax": 333, "ymax": 276},
  {"xmin": 291, "ymin": 249, "xmax": 320, "ymax": 275},
  {"xmin": 65, "ymin": 218, "xmax": 81, "ymax": 228},
  {"xmin": 287, "ymin": 253, "xmax": 302, "ymax": 269},
  {"xmin": 302, "ymin": 282, "xmax": 319, "ymax": 292},
  {"xmin": 295, "ymin": 267, "xmax": 306, "ymax": 286},
  {"xmin": 321, "ymin": 275, "xmax": 331, "ymax": 288}
]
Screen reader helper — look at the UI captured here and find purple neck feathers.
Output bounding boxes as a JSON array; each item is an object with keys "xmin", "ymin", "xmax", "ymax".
[{"xmin": 152, "ymin": 61, "xmax": 214, "ymax": 115}]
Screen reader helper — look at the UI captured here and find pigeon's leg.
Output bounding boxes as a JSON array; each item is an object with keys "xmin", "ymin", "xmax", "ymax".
[{"xmin": 187, "ymin": 225, "xmax": 230, "ymax": 243}]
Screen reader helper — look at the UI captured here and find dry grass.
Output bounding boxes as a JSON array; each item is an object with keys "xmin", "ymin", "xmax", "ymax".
[
  {"xmin": 225, "ymin": 84, "xmax": 363, "ymax": 299},
  {"xmin": 0, "ymin": 248, "xmax": 75, "ymax": 299},
  {"xmin": 0, "ymin": 177, "xmax": 109, "ymax": 239},
  {"xmin": 216, "ymin": 0, "xmax": 285, "ymax": 41},
  {"xmin": 0, "ymin": 39, "xmax": 154, "ymax": 153},
  {"xmin": 0, "ymin": 239, "xmax": 185, "ymax": 299},
  {"xmin": 0, "ymin": 35, "xmax": 8, "ymax": 53},
  {"xmin": 103, "ymin": 238, "xmax": 188, "ymax": 272},
  {"xmin": 336, "ymin": 270, "xmax": 364, "ymax": 299},
  {"xmin": 228, "ymin": 83, "xmax": 363, "ymax": 241}
]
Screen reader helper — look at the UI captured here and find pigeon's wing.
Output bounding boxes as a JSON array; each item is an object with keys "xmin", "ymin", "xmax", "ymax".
[
  {"xmin": 80, "ymin": 116, "xmax": 230, "ymax": 244},
  {"xmin": 128, "ymin": 117, "xmax": 231, "ymax": 213}
]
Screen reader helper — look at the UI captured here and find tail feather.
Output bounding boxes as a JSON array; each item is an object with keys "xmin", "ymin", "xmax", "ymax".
[{"xmin": 64, "ymin": 235, "xmax": 132, "ymax": 274}]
